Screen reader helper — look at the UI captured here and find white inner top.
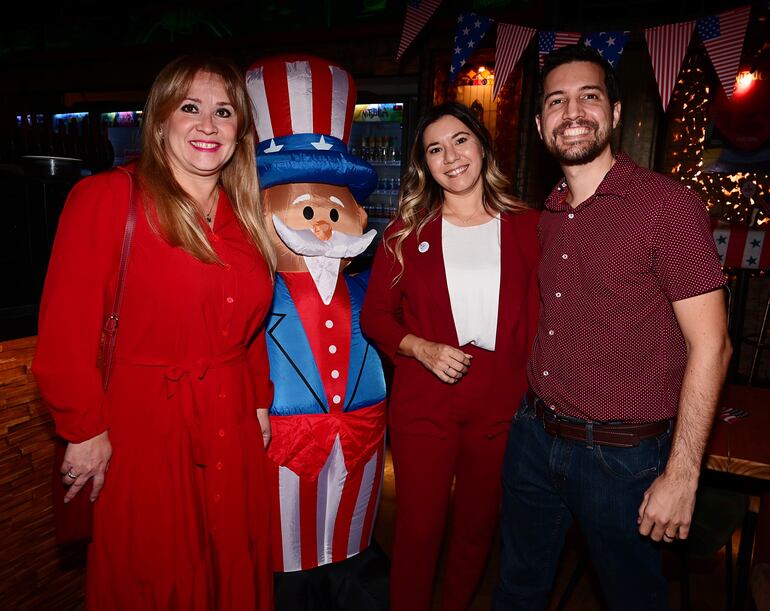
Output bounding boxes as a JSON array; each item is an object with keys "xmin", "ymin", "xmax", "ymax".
[{"xmin": 441, "ymin": 215, "xmax": 501, "ymax": 351}]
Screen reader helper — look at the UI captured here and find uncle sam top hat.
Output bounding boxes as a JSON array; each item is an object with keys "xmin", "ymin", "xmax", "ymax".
[{"xmin": 246, "ymin": 55, "xmax": 378, "ymax": 203}]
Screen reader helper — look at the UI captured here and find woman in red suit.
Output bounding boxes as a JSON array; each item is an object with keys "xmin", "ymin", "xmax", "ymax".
[
  {"xmin": 361, "ymin": 102, "xmax": 539, "ymax": 611},
  {"xmin": 33, "ymin": 56, "xmax": 276, "ymax": 610}
]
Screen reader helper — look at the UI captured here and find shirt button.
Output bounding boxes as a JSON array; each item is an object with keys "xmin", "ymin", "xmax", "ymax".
[
  {"xmin": 568, "ymin": 213, "xmax": 575, "ymax": 219},
  {"xmin": 218, "ymin": 392, "xmax": 226, "ymax": 399},
  {"xmin": 543, "ymin": 371, "xmax": 549, "ymax": 376},
  {"xmin": 221, "ymin": 329, "xmax": 229, "ymax": 337},
  {"xmin": 216, "ymin": 461, "xmax": 224, "ymax": 470},
  {"xmin": 562, "ymin": 254, "xmax": 568, "ymax": 260},
  {"xmin": 213, "ymin": 493, "xmax": 221, "ymax": 503},
  {"xmin": 325, "ymin": 320, "xmax": 334, "ymax": 329},
  {"xmin": 329, "ymin": 345, "xmax": 337, "ymax": 354},
  {"xmin": 226, "ymin": 297, "xmax": 234, "ymax": 304},
  {"xmin": 555, "ymin": 292, "xmax": 562, "ymax": 298},
  {"xmin": 548, "ymin": 330, "xmax": 555, "ymax": 336},
  {"xmin": 331, "ymin": 369, "xmax": 340, "ymax": 379},
  {"xmin": 224, "ymin": 264, "xmax": 232, "ymax": 270},
  {"xmin": 218, "ymin": 428, "xmax": 226, "ymax": 438},
  {"xmin": 332, "ymin": 395, "xmax": 341, "ymax": 404}
]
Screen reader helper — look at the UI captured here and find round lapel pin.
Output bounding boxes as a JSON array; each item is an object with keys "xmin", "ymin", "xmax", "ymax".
[{"xmin": 418, "ymin": 241, "xmax": 430, "ymax": 253}]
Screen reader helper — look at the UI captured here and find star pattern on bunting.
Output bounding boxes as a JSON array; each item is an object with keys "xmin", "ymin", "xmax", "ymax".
[{"xmin": 450, "ymin": 11, "xmax": 494, "ymax": 80}]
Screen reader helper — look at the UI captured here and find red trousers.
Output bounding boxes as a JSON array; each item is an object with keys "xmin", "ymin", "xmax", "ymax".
[{"xmin": 389, "ymin": 399, "xmax": 509, "ymax": 610}]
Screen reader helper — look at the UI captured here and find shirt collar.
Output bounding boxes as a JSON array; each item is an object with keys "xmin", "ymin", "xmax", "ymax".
[{"xmin": 544, "ymin": 153, "xmax": 637, "ymax": 212}]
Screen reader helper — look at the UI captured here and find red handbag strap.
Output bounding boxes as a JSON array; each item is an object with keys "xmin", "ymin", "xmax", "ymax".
[{"xmin": 101, "ymin": 168, "xmax": 139, "ymax": 390}]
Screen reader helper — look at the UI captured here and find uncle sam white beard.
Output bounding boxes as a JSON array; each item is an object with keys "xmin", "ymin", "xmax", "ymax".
[{"xmin": 272, "ymin": 215, "xmax": 377, "ymax": 305}]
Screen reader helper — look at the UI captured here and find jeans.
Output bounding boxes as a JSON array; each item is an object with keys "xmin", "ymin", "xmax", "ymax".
[{"xmin": 492, "ymin": 394, "xmax": 672, "ymax": 611}]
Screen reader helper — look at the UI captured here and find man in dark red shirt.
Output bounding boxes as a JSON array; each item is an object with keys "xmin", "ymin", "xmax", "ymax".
[{"xmin": 493, "ymin": 45, "xmax": 732, "ymax": 611}]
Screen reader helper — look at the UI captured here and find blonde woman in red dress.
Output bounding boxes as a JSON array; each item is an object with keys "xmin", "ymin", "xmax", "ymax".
[{"xmin": 33, "ymin": 56, "xmax": 275, "ymax": 610}]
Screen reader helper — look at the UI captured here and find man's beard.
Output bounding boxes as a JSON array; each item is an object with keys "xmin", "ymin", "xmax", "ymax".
[
  {"xmin": 545, "ymin": 118, "xmax": 613, "ymax": 166},
  {"xmin": 272, "ymin": 215, "xmax": 377, "ymax": 305}
]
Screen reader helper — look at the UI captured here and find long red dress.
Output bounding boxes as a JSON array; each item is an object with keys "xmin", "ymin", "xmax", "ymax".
[{"xmin": 33, "ymin": 169, "xmax": 274, "ymax": 610}]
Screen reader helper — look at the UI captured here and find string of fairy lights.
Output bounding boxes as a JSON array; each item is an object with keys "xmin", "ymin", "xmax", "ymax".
[{"xmin": 666, "ymin": 52, "xmax": 769, "ymax": 227}]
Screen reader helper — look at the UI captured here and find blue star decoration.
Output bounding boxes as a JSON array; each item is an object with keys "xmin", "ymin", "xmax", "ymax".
[
  {"xmin": 582, "ymin": 31, "xmax": 630, "ymax": 68},
  {"xmin": 717, "ymin": 235, "xmax": 728, "ymax": 244},
  {"xmin": 750, "ymin": 238, "xmax": 762, "ymax": 248},
  {"xmin": 450, "ymin": 11, "xmax": 494, "ymax": 82}
]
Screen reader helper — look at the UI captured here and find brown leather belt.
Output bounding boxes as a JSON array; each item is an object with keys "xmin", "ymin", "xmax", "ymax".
[{"xmin": 529, "ymin": 393, "xmax": 670, "ymax": 448}]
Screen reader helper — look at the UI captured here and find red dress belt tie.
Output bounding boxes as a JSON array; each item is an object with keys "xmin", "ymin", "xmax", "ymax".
[
  {"xmin": 527, "ymin": 391, "xmax": 670, "ymax": 448},
  {"xmin": 115, "ymin": 346, "xmax": 248, "ymax": 465}
]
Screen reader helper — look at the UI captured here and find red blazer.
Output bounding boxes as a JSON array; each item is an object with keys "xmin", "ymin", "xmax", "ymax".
[{"xmin": 361, "ymin": 209, "xmax": 540, "ymax": 438}]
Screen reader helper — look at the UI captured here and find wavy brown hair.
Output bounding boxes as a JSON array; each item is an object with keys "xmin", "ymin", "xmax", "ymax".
[
  {"xmin": 137, "ymin": 55, "xmax": 275, "ymax": 270},
  {"xmin": 385, "ymin": 102, "xmax": 527, "ymax": 281}
]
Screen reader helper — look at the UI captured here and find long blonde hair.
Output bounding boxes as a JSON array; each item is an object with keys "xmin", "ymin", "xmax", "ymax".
[
  {"xmin": 385, "ymin": 102, "xmax": 527, "ymax": 281},
  {"xmin": 137, "ymin": 55, "xmax": 275, "ymax": 271}
]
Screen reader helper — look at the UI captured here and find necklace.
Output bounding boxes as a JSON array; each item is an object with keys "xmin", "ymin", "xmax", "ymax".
[
  {"xmin": 202, "ymin": 189, "xmax": 218, "ymax": 224},
  {"xmin": 444, "ymin": 204, "xmax": 486, "ymax": 225}
]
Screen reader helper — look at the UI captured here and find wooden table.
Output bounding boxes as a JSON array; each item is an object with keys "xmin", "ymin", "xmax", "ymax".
[{"xmin": 704, "ymin": 384, "xmax": 770, "ymax": 610}]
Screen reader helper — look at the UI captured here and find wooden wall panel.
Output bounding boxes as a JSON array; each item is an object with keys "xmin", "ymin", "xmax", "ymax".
[{"xmin": 0, "ymin": 336, "xmax": 86, "ymax": 610}]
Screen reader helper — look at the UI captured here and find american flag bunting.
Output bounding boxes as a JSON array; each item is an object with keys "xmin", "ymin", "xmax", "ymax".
[
  {"xmin": 696, "ymin": 5, "xmax": 751, "ymax": 98},
  {"xmin": 450, "ymin": 12, "xmax": 495, "ymax": 82},
  {"xmin": 712, "ymin": 225, "xmax": 770, "ymax": 269},
  {"xmin": 397, "ymin": 0, "xmax": 443, "ymax": 60},
  {"xmin": 538, "ymin": 30, "xmax": 582, "ymax": 68},
  {"xmin": 583, "ymin": 31, "xmax": 630, "ymax": 68},
  {"xmin": 493, "ymin": 23, "xmax": 536, "ymax": 99},
  {"xmin": 644, "ymin": 21, "xmax": 695, "ymax": 111}
]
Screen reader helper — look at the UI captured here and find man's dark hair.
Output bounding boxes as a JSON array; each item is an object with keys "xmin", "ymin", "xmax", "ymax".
[{"xmin": 537, "ymin": 44, "xmax": 621, "ymax": 110}]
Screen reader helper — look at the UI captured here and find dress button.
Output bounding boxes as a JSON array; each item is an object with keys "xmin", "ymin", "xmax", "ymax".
[
  {"xmin": 331, "ymin": 369, "xmax": 340, "ymax": 379},
  {"xmin": 562, "ymin": 254, "xmax": 568, "ymax": 260},
  {"xmin": 216, "ymin": 461, "xmax": 224, "ymax": 470},
  {"xmin": 218, "ymin": 428, "xmax": 226, "ymax": 438},
  {"xmin": 332, "ymin": 395, "xmax": 341, "ymax": 404},
  {"xmin": 325, "ymin": 320, "xmax": 334, "ymax": 329},
  {"xmin": 548, "ymin": 330, "xmax": 554, "ymax": 336},
  {"xmin": 329, "ymin": 345, "xmax": 337, "ymax": 354},
  {"xmin": 221, "ymin": 329, "xmax": 229, "ymax": 337},
  {"xmin": 226, "ymin": 297, "xmax": 234, "ymax": 304},
  {"xmin": 568, "ymin": 213, "xmax": 575, "ymax": 219},
  {"xmin": 218, "ymin": 392, "xmax": 226, "ymax": 399},
  {"xmin": 213, "ymin": 493, "xmax": 221, "ymax": 503},
  {"xmin": 224, "ymin": 263, "xmax": 232, "ymax": 270},
  {"xmin": 543, "ymin": 371, "xmax": 549, "ymax": 376},
  {"xmin": 555, "ymin": 292, "xmax": 562, "ymax": 298}
]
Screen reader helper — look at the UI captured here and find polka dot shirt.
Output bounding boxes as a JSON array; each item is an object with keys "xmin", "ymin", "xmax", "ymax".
[{"xmin": 528, "ymin": 153, "xmax": 726, "ymax": 422}]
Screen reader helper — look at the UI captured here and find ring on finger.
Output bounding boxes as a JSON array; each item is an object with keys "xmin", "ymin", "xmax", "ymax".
[{"xmin": 66, "ymin": 470, "xmax": 78, "ymax": 479}]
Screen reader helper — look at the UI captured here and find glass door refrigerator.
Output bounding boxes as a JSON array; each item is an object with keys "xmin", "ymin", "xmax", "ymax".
[{"xmin": 348, "ymin": 100, "xmax": 413, "ymax": 259}]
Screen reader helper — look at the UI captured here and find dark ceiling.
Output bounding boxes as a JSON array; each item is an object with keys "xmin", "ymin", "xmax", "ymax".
[{"xmin": 0, "ymin": 0, "xmax": 753, "ymax": 58}]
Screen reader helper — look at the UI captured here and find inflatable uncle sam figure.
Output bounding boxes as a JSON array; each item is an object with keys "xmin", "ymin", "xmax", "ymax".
[{"xmin": 246, "ymin": 55, "xmax": 388, "ymax": 609}]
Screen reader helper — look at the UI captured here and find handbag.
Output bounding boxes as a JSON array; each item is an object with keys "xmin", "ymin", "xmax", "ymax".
[{"xmin": 52, "ymin": 167, "xmax": 138, "ymax": 544}]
